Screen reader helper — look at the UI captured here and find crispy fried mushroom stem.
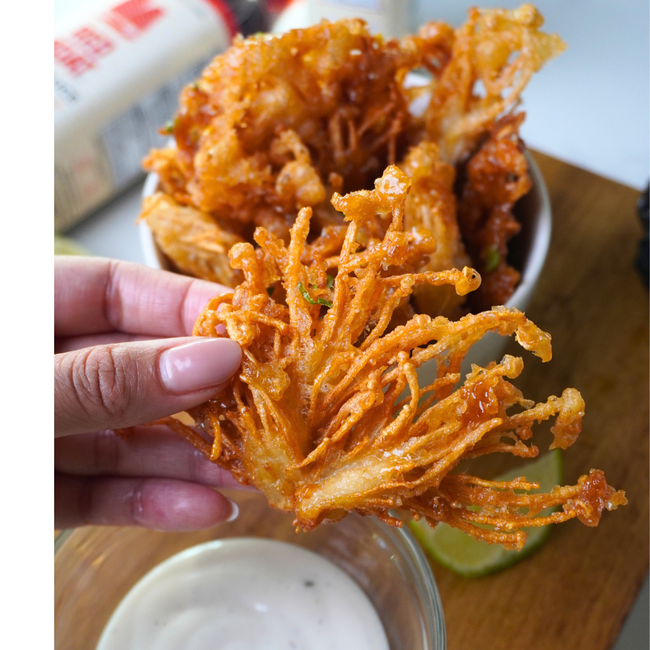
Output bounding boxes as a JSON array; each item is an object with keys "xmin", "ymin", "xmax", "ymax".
[
  {"xmin": 423, "ymin": 4, "xmax": 566, "ymax": 163},
  {"xmin": 160, "ymin": 166, "xmax": 625, "ymax": 549},
  {"xmin": 140, "ymin": 193, "xmax": 243, "ymax": 286}
]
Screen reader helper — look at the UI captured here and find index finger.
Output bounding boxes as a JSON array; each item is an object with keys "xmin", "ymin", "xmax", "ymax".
[{"xmin": 55, "ymin": 257, "xmax": 231, "ymax": 338}]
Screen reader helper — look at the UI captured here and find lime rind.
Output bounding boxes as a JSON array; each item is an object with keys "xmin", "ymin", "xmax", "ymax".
[
  {"xmin": 411, "ymin": 519, "xmax": 553, "ymax": 578},
  {"xmin": 497, "ymin": 447, "xmax": 563, "ymax": 486},
  {"xmin": 410, "ymin": 449, "xmax": 563, "ymax": 578},
  {"xmin": 55, "ymin": 235, "xmax": 91, "ymax": 256}
]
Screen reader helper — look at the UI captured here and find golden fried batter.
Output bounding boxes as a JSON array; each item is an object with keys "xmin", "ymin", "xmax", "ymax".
[
  {"xmin": 400, "ymin": 141, "xmax": 471, "ymax": 318},
  {"xmin": 131, "ymin": 9, "xmax": 624, "ymax": 548},
  {"xmin": 422, "ymin": 4, "xmax": 566, "ymax": 163},
  {"xmin": 158, "ymin": 168, "xmax": 625, "ymax": 549},
  {"xmin": 146, "ymin": 19, "xmax": 423, "ymax": 220},
  {"xmin": 458, "ymin": 113, "xmax": 532, "ymax": 311},
  {"xmin": 142, "ymin": 5, "xmax": 565, "ymax": 312},
  {"xmin": 141, "ymin": 193, "xmax": 243, "ymax": 286}
]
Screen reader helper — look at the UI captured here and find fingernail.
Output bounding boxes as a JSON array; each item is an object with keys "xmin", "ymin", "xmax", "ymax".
[
  {"xmin": 226, "ymin": 499, "xmax": 239, "ymax": 522},
  {"xmin": 160, "ymin": 338, "xmax": 241, "ymax": 394}
]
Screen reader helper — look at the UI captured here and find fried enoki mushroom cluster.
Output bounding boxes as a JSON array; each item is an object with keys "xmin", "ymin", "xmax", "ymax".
[
  {"xmin": 141, "ymin": 5, "xmax": 566, "ymax": 316},
  {"xmin": 160, "ymin": 167, "xmax": 625, "ymax": 550}
]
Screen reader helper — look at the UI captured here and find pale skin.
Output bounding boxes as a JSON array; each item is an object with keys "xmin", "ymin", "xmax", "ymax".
[{"xmin": 55, "ymin": 257, "xmax": 245, "ymax": 531}]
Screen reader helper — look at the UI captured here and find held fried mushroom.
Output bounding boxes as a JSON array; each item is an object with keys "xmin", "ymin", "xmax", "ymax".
[{"xmin": 158, "ymin": 167, "xmax": 626, "ymax": 550}]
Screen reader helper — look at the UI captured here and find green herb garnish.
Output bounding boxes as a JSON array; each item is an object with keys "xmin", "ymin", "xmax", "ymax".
[
  {"xmin": 298, "ymin": 282, "xmax": 318, "ymax": 304},
  {"xmin": 298, "ymin": 282, "xmax": 332, "ymax": 308},
  {"xmin": 326, "ymin": 274, "xmax": 335, "ymax": 290},
  {"xmin": 161, "ymin": 120, "xmax": 175, "ymax": 135},
  {"xmin": 483, "ymin": 246, "xmax": 501, "ymax": 273}
]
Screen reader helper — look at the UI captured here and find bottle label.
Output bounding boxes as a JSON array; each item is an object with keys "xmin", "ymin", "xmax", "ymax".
[{"xmin": 54, "ymin": 0, "xmax": 234, "ymax": 231}]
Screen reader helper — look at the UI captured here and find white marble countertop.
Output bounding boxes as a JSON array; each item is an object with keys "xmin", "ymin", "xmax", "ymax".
[{"xmin": 57, "ymin": 2, "xmax": 649, "ymax": 647}]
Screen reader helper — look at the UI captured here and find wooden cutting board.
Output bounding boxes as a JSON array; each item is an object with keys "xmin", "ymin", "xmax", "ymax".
[{"xmin": 433, "ymin": 151, "xmax": 649, "ymax": 650}]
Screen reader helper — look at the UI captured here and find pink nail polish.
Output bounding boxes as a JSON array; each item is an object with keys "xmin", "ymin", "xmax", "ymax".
[{"xmin": 160, "ymin": 338, "xmax": 241, "ymax": 394}]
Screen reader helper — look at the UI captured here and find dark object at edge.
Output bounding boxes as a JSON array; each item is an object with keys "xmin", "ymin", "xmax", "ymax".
[
  {"xmin": 227, "ymin": 0, "xmax": 269, "ymax": 36},
  {"xmin": 636, "ymin": 185, "xmax": 649, "ymax": 289}
]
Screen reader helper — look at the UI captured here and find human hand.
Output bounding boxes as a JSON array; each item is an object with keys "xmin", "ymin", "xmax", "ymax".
[{"xmin": 55, "ymin": 257, "xmax": 243, "ymax": 531}]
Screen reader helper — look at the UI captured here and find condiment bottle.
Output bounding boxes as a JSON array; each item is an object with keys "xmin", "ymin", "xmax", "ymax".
[{"xmin": 54, "ymin": 0, "xmax": 267, "ymax": 232}]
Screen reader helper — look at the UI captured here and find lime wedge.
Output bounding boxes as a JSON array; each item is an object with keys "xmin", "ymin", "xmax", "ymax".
[
  {"xmin": 55, "ymin": 234, "xmax": 90, "ymax": 256},
  {"xmin": 410, "ymin": 449, "xmax": 563, "ymax": 577}
]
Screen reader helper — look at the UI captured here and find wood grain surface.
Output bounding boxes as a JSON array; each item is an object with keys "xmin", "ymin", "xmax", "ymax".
[{"xmin": 432, "ymin": 151, "xmax": 649, "ymax": 650}]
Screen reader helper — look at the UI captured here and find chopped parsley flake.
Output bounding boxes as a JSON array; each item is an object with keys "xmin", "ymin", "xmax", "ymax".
[
  {"xmin": 298, "ymin": 282, "xmax": 332, "ymax": 308},
  {"xmin": 484, "ymin": 246, "xmax": 501, "ymax": 273}
]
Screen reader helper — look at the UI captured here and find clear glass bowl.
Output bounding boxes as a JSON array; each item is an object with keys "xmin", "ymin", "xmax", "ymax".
[{"xmin": 55, "ymin": 490, "xmax": 446, "ymax": 650}]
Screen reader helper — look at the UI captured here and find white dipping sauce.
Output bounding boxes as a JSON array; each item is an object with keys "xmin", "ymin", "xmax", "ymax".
[{"xmin": 96, "ymin": 538, "xmax": 390, "ymax": 650}]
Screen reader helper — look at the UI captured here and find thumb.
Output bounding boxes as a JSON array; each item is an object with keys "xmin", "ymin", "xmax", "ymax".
[{"xmin": 55, "ymin": 337, "xmax": 241, "ymax": 437}]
